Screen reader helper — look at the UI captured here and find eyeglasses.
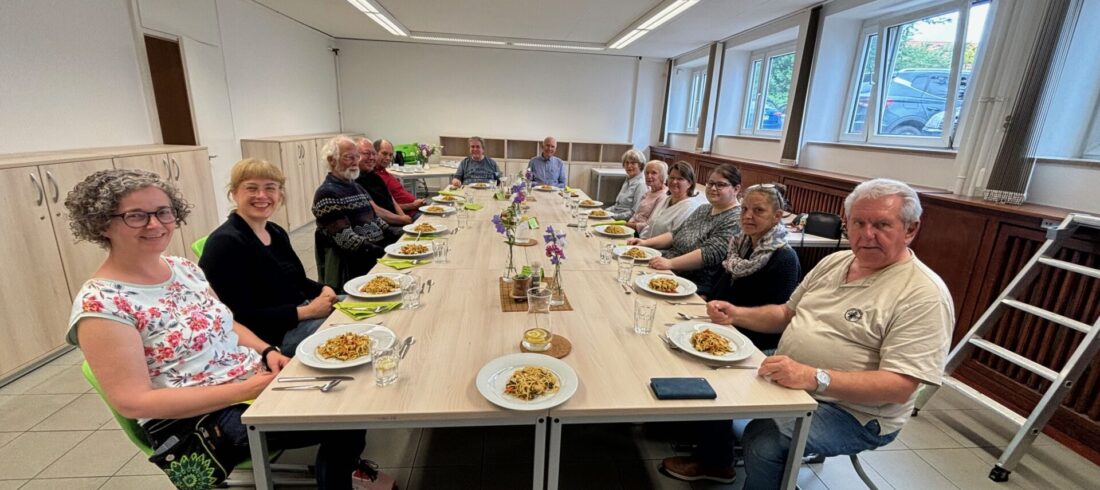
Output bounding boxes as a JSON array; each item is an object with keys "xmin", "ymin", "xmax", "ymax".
[
  {"xmin": 110, "ymin": 207, "xmax": 177, "ymax": 228},
  {"xmin": 705, "ymin": 181, "xmax": 733, "ymax": 189},
  {"xmin": 668, "ymin": 176, "xmax": 689, "ymax": 182},
  {"xmin": 746, "ymin": 183, "xmax": 787, "ymax": 209}
]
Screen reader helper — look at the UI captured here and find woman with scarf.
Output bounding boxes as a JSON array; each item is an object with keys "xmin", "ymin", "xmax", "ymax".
[{"xmin": 707, "ymin": 183, "xmax": 800, "ymax": 352}]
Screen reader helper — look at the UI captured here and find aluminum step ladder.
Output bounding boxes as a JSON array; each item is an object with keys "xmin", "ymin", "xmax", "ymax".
[{"xmin": 913, "ymin": 213, "xmax": 1100, "ymax": 483}]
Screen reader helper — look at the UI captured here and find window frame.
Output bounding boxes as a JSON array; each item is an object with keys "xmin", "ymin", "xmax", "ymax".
[
  {"xmin": 741, "ymin": 42, "xmax": 797, "ymax": 139},
  {"xmin": 839, "ymin": 0, "xmax": 978, "ymax": 148},
  {"xmin": 685, "ymin": 68, "xmax": 708, "ymax": 133}
]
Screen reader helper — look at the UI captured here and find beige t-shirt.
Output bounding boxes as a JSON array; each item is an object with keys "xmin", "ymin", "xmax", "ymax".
[{"xmin": 778, "ymin": 250, "xmax": 954, "ymax": 434}]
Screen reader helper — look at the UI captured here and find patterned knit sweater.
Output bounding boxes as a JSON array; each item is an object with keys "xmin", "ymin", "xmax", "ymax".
[{"xmin": 312, "ymin": 173, "xmax": 391, "ymax": 253}]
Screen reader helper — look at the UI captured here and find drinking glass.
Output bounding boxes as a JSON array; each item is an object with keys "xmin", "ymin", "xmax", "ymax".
[
  {"xmin": 371, "ymin": 343, "xmax": 400, "ymax": 386},
  {"xmin": 633, "ymin": 298, "xmax": 657, "ymax": 335},
  {"xmin": 523, "ymin": 287, "xmax": 553, "ymax": 352},
  {"xmin": 433, "ymin": 238, "xmax": 449, "ymax": 263},
  {"xmin": 599, "ymin": 243, "xmax": 614, "ymax": 264},
  {"xmin": 456, "ymin": 207, "xmax": 470, "ymax": 229},
  {"xmin": 576, "ymin": 212, "xmax": 589, "ymax": 229},
  {"xmin": 401, "ymin": 274, "xmax": 422, "ymax": 309},
  {"xmin": 617, "ymin": 254, "xmax": 634, "ymax": 285}
]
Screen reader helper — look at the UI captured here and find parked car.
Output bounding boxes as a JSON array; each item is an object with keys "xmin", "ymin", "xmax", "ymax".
[
  {"xmin": 850, "ymin": 69, "xmax": 969, "ymax": 136},
  {"xmin": 921, "ymin": 106, "xmax": 961, "ymax": 136},
  {"xmin": 760, "ymin": 101, "xmax": 785, "ymax": 131}
]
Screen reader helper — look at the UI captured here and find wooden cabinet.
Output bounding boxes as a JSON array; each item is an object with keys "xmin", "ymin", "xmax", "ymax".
[{"xmin": 0, "ymin": 145, "xmax": 215, "ymax": 385}]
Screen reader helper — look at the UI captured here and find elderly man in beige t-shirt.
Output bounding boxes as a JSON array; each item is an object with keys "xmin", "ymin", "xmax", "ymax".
[{"xmin": 661, "ymin": 178, "xmax": 953, "ymax": 488}]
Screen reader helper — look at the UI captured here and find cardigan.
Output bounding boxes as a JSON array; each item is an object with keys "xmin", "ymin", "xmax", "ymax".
[
  {"xmin": 199, "ymin": 213, "xmax": 324, "ymax": 346},
  {"xmin": 709, "ymin": 245, "xmax": 800, "ymax": 351}
]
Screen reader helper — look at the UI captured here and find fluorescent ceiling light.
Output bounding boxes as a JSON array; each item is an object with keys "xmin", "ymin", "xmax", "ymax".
[
  {"xmin": 609, "ymin": 0, "xmax": 698, "ymax": 49},
  {"xmin": 348, "ymin": 0, "xmax": 407, "ymax": 37},
  {"xmin": 511, "ymin": 42, "xmax": 604, "ymax": 51},
  {"xmin": 411, "ymin": 35, "xmax": 508, "ymax": 46}
]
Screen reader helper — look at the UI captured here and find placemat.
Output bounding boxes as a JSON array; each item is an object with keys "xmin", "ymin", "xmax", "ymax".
[
  {"xmin": 520, "ymin": 334, "xmax": 572, "ymax": 358},
  {"xmin": 498, "ymin": 278, "xmax": 573, "ymax": 312}
]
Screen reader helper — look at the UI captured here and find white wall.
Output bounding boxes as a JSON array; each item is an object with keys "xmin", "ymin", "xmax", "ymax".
[
  {"xmin": 801, "ymin": 142, "xmax": 957, "ymax": 189},
  {"xmin": 0, "ymin": 0, "xmax": 154, "ymax": 153},
  {"xmin": 667, "ymin": 133, "xmax": 696, "ymax": 150},
  {"xmin": 714, "ymin": 49, "xmax": 750, "ymax": 135},
  {"xmin": 1029, "ymin": 161, "xmax": 1100, "ymax": 214},
  {"xmin": 632, "ymin": 59, "xmax": 669, "ymax": 151},
  {"xmin": 713, "ymin": 136, "xmax": 781, "ymax": 162},
  {"xmin": 336, "ymin": 40, "xmax": 654, "ymax": 146}
]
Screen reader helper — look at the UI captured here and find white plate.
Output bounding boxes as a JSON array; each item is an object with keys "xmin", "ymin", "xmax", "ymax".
[
  {"xmin": 584, "ymin": 210, "xmax": 613, "ymax": 219},
  {"xmin": 384, "ymin": 242, "xmax": 434, "ymax": 259},
  {"xmin": 432, "ymin": 195, "xmax": 466, "ymax": 204},
  {"xmin": 578, "ymin": 200, "xmax": 603, "ymax": 208},
  {"xmin": 296, "ymin": 324, "xmax": 397, "ymax": 369},
  {"xmin": 469, "ymin": 182, "xmax": 493, "ymax": 189},
  {"xmin": 634, "ymin": 273, "xmax": 697, "ymax": 297},
  {"xmin": 612, "ymin": 245, "xmax": 660, "ymax": 262},
  {"xmin": 343, "ymin": 273, "xmax": 408, "ymax": 299},
  {"xmin": 476, "ymin": 353, "xmax": 578, "ymax": 411},
  {"xmin": 418, "ymin": 205, "xmax": 456, "ymax": 215},
  {"xmin": 402, "ymin": 222, "xmax": 448, "ymax": 235},
  {"xmin": 593, "ymin": 224, "xmax": 635, "ymax": 237},
  {"xmin": 667, "ymin": 322, "xmax": 756, "ymax": 363},
  {"xmin": 534, "ymin": 185, "xmax": 557, "ymax": 192}
]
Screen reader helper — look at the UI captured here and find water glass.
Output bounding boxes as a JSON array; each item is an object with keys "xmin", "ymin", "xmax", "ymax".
[
  {"xmin": 371, "ymin": 343, "xmax": 400, "ymax": 386},
  {"xmin": 401, "ymin": 274, "xmax": 422, "ymax": 309},
  {"xmin": 433, "ymin": 238, "xmax": 449, "ymax": 263},
  {"xmin": 576, "ymin": 212, "xmax": 589, "ymax": 229},
  {"xmin": 456, "ymin": 207, "xmax": 470, "ymax": 228},
  {"xmin": 617, "ymin": 254, "xmax": 634, "ymax": 285},
  {"xmin": 633, "ymin": 298, "xmax": 657, "ymax": 335},
  {"xmin": 599, "ymin": 243, "xmax": 614, "ymax": 264}
]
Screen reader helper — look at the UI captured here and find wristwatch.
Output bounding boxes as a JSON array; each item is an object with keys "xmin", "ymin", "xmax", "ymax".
[
  {"xmin": 814, "ymin": 368, "xmax": 831, "ymax": 394},
  {"xmin": 261, "ymin": 345, "xmax": 281, "ymax": 370}
]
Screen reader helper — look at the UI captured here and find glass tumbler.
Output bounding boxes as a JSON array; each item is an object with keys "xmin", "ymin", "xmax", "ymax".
[
  {"xmin": 371, "ymin": 343, "xmax": 400, "ymax": 386},
  {"xmin": 401, "ymin": 274, "xmax": 422, "ymax": 309},
  {"xmin": 633, "ymin": 298, "xmax": 657, "ymax": 335},
  {"xmin": 617, "ymin": 254, "xmax": 634, "ymax": 285}
]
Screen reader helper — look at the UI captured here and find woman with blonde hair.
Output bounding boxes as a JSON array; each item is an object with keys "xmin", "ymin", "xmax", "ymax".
[
  {"xmin": 626, "ymin": 160, "xmax": 669, "ymax": 235},
  {"xmin": 604, "ymin": 149, "xmax": 649, "ymax": 220},
  {"xmin": 200, "ymin": 158, "xmax": 337, "ymax": 356}
]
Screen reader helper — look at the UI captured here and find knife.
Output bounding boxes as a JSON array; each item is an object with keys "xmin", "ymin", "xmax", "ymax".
[{"xmin": 278, "ymin": 375, "xmax": 355, "ymax": 382}]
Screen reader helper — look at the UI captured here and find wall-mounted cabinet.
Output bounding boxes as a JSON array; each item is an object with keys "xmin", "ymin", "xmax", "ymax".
[{"xmin": 0, "ymin": 144, "xmax": 215, "ymax": 386}]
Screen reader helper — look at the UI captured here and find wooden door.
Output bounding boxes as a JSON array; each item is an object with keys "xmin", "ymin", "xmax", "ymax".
[
  {"xmin": 279, "ymin": 141, "xmax": 309, "ymax": 229},
  {"xmin": 169, "ymin": 149, "xmax": 218, "ymax": 261},
  {"xmin": 111, "ymin": 154, "xmax": 188, "ymax": 257},
  {"xmin": 312, "ymin": 138, "xmax": 330, "ymax": 198},
  {"xmin": 39, "ymin": 160, "xmax": 114, "ymax": 296},
  {"xmin": 0, "ymin": 167, "xmax": 72, "ymax": 376},
  {"xmin": 301, "ymin": 141, "xmax": 319, "ymax": 224}
]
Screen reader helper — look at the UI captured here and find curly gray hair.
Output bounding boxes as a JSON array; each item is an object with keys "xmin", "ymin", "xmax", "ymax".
[
  {"xmin": 65, "ymin": 168, "xmax": 192, "ymax": 249},
  {"xmin": 844, "ymin": 178, "xmax": 922, "ymax": 225}
]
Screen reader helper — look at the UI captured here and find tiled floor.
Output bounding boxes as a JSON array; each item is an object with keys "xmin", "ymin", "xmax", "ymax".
[{"xmin": 2, "ymin": 226, "xmax": 1098, "ymax": 489}]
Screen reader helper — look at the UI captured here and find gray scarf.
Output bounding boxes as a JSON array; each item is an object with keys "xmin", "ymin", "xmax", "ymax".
[{"xmin": 721, "ymin": 222, "xmax": 789, "ymax": 279}]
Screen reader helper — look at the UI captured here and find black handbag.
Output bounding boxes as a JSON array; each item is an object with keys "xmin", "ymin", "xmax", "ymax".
[{"xmin": 142, "ymin": 407, "xmax": 248, "ymax": 490}]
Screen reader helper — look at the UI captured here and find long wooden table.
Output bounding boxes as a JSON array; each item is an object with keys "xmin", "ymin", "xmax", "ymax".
[{"xmin": 242, "ymin": 186, "xmax": 816, "ymax": 489}]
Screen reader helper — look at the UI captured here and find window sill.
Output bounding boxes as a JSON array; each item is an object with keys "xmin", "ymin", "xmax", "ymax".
[
  {"xmin": 1035, "ymin": 156, "xmax": 1100, "ymax": 169},
  {"xmin": 667, "ymin": 131, "xmax": 698, "ymax": 136},
  {"xmin": 715, "ymin": 134, "xmax": 781, "ymax": 142},
  {"xmin": 806, "ymin": 140, "xmax": 957, "ymax": 157}
]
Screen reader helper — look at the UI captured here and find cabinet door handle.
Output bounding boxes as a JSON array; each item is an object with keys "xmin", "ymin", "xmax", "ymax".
[
  {"xmin": 46, "ymin": 171, "xmax": 60, "ymax": 203},
  {"xmin": 162, "ymin": 158, "xmax": 170, "ymax": 179},
  {"xmin": 171, "ymin": 158, "xmax": 181, "ymax": 181},
  {"xmin": 29, "ymin": 173, "xmax": 44, "ymax": 206}
]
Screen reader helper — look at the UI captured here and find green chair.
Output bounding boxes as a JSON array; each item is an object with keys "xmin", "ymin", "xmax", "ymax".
[
  {"xmin": 81, "ymin": 361, "xmax": 311, "ymax": 487},
  {"xmin": 191, "ymin": 235, "xmax": 208, "ymax": 258}
]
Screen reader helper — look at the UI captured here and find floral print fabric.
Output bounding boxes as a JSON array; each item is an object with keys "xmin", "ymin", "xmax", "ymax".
[{"xmin": 67, "ymin": 256, "xmax": 262, "ymax": 388}]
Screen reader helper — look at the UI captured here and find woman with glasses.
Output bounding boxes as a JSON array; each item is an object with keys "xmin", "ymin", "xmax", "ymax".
[
  {"xmin": 627, "ymin": 163, "xmax": 743, "ymax": 297},
  {"xmin": 199, "ymin": 159, "xmax": 338, "ymax": 357},
  {"xmin": 63, "ymin": 169, "xmax": 365, "ymax": 488},
  {"xmin": 640, "ymin": 161, "xmax": 707, "ymax": 239},
  {"xmin": 625, "ymin": 160, "xmax": 669, "ymax": 235},
  {"xmin": 604, "ymin": 149, "xmax": 649, "ymax": 220},
  {"xmin": 707, "ymin": 183, "xmax": 800, "ymax": 352}
]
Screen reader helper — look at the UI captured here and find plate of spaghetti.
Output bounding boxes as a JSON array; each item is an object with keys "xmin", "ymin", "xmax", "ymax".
[
  {"xmin": 344, "ymin": 273, "xmax": 408, "ymax": 298},
  {"xmin": 633, "ymin": 273, "xmax": 697, "ymax": 297},
  {"xmin": 402, "ymin": 222, "xmax": 448, "ymax": 235},
  {"xmin": 296, "ymin": 324, "xmax": 397, "ymax": 369},
  {"xmin": 384, "ymin": 242, "xmax": 434, "ymax": 259},
  {"xmin": 476, "ymin": 353, "xmax": 578, "ymax": 411},
  {"xmin": 612, "ymin": 245, "xmax": 659, "ymax": 262},
  {"xmin": 667, "ymin": 322, "xmax": 755, "ymax": 362}
]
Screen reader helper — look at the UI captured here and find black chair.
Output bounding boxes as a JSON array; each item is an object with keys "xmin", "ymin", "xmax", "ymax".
[
  {"xmin": 801, "ymin": 212, "xmax": 844, "ymax": 249},
  {"xmin": 314, "ymin": 228, "xmax": 377, "ymax": 289}
]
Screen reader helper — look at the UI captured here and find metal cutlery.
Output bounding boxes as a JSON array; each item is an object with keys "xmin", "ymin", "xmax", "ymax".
[
  {"xmin": 399, "ymin": 336, "xmax": 416, "ymax": 359},
  {"xmin": 666, "ymin": 301, "xmax": 707, "ymax": 306},
  {"xmin": 677, "ymin": 312, "xmax": 708, "ymax": 321},
  {"xmin": 272, "ymin": 379, "xmax": 342, "ymax": 392},
  {"xmin": 709, "ymin": 364, "xmax": 759, "ymax": 370},
  {"xmin": 278, "ymin": 375, "xmax": 354, "ymax": 383},
  {"xmin": 620, "ymin": 282, "xmax": 633, "ymax": 295}
]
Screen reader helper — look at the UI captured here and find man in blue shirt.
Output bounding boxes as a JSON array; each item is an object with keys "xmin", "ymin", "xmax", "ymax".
[
  {"xmin": 526, "ymin": 136, "xmax": 567, "ymax": 188},
  {"xmin": 451, "ymin": 136, "xmax": 501, "ymax": 186}
]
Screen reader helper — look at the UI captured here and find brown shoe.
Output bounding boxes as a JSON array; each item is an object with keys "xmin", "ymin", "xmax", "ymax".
[{"xmin": 660, "ymin": 456, "xmax": 736, "ymax": 483}]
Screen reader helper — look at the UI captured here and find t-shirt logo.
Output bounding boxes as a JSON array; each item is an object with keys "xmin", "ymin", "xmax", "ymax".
[{"xmin": 844, "ymin": 308, "xmax": 863, "ymax": 322}]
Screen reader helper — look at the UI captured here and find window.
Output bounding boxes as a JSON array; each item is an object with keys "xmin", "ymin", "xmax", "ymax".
[
  {"xmin": 1034, "ymin": 0, "xmax": 1100, "ymax": 161},
  {"xmin": 841, "ymin": 0, "xmax": 989, "ymax": 147},
  {"xmin": 742, "ymin": 45, "xmax": 795, "ymax": 137},
  {"xmin": 685, "ymin": 69, "xmax": 707, "ymax": 132}
]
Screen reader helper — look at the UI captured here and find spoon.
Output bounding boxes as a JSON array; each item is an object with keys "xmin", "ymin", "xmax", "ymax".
[
  {"xmin": 399, "ymin": 336, "xmax": 417, "ymax": 359},
  {"xmin": 272, "ymin": 379, "xmax": 342, "ymax": 392}
]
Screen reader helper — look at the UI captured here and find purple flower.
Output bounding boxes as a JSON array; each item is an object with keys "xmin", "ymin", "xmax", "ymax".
[
  {"xmin": 491, "ymin": 214, "xmax": 506, "ymax": 234},
  {"xmin": 512, "ymin": 192, "xmax": 525, "ymax": 204},
  {"xmin": 545, "ymin": 242, "xmax": 565, "ymax": 265}
]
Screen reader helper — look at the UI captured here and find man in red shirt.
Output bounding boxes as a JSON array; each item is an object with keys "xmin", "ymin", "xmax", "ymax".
[{"xmin": 373, "ymin": 138, "xmax": 426, "ymax": 215}]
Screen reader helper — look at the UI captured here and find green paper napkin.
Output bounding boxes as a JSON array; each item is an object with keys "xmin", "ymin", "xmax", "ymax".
[
  {"xmin": 591, "ymin": 220, "xmax": 627, "ymax": 227},
  {"xmin": 438, "ymin": 190, "xmax": 464, "ymax": 197},
  {"xmin": 464, "ymin": 203, "xmax": 484, "ymax": 211},
  {"xmin": 378, "ymin": 258, "xmax": 431, "ymax": 270},
  {"xmin": 334, "ymin": 301, "xmax": 401, "ymax": 320}
]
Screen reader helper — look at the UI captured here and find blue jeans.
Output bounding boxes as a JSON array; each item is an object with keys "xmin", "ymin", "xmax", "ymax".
[
  {"xmin": 741, "ymin": 402, "xmax": 897, "ymax": 490},
  {"xmin": 216, "ymin": 405, "xmax": 366, "ymax": 489},
  {"xmin": 281, "ymin": 317, "xmax": 326, "ymax": 357}
]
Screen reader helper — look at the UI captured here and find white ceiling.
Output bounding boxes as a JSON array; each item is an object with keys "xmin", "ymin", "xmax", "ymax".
[{"xmin": 254, "ymin": 0, "xmax": 819, "ymax": 59}]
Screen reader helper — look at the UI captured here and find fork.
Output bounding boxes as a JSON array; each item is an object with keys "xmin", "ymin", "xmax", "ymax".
[
  {"xmin": 677, "ymin": 312, "xmax": 708, "ymax": 320},
  {"xmin": 666, "ymin": 301, "xmax": 707, "ymax": 306}
]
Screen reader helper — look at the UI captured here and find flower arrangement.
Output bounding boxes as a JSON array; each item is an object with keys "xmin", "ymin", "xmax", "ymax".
[
  {"xmin": 416, "ymin": 143, "xmax": 442, "ymax": 164},
  {"xmin": 491, "ymin": 181, "xmax": 528, "ymax": 280},
  {"xmin": 543, "ymin": 225, "xmax": 567, "ymax": 305}
]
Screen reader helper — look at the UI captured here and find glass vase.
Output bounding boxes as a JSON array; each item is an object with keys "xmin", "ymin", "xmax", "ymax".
[
  {"xmin": 502, "ymin": 233, "xmax": 517, "ymax": 282},
  {"xmin": 549, "ymin": 263, "xmax": 565, "ymax": 306}
]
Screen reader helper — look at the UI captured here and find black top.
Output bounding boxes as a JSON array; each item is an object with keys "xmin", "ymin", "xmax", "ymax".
[
  {"xmin": 199, "ymin": 213, "xmax": 324, "ymax": 347},
  {"xmin": 709, "ymin": 245, "xmax": 800, "ymax": 351},
  {"xmin": 355, "ymin": 171, "xmax": 397, "ymax": 214}
]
